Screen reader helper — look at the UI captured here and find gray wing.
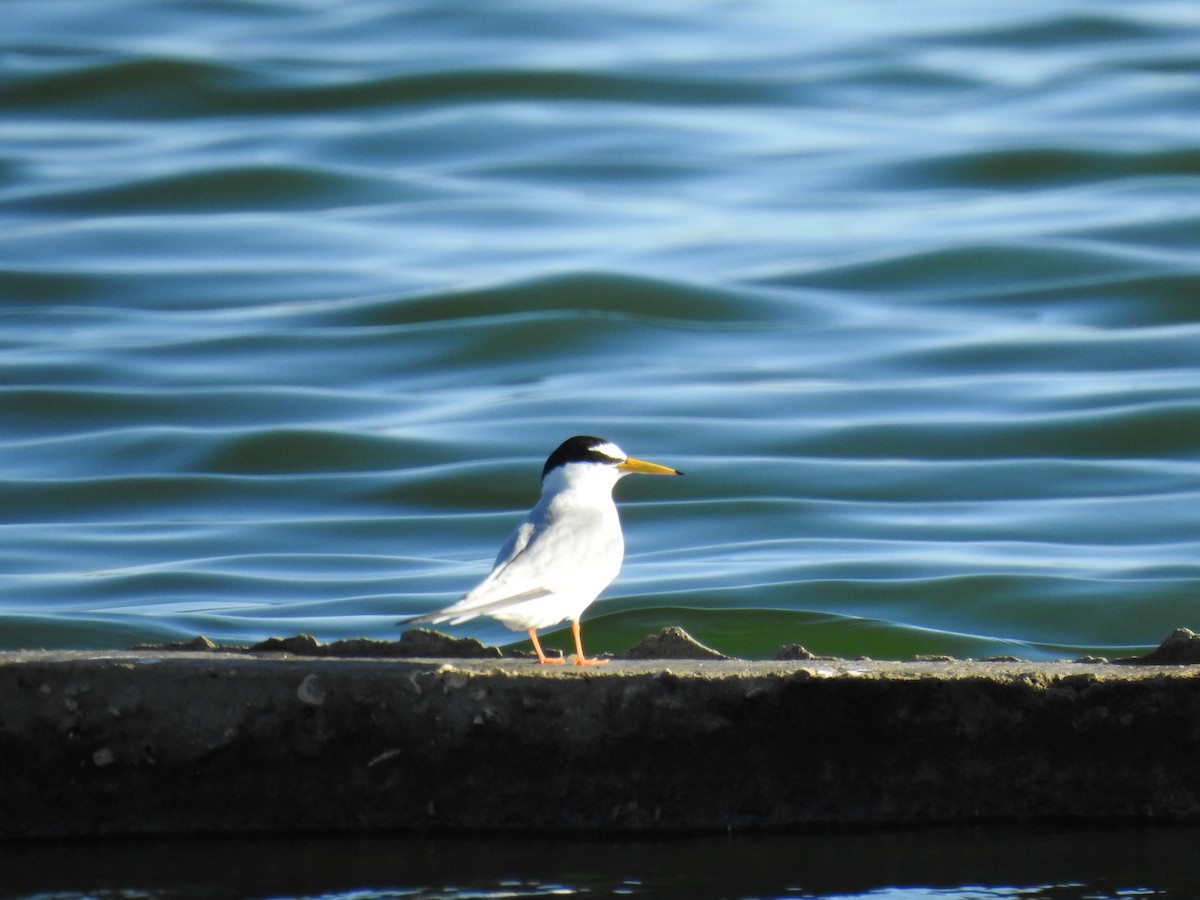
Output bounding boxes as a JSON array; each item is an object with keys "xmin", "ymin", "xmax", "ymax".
[
  {"xmin": 408, "ymin": 519, "xmax": 550, "ymax": 625},
  {"xmin": 410, "ymin": 504, "xmax": 618, "ymax": 626}
]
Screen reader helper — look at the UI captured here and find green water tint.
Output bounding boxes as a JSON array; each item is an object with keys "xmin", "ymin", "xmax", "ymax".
[{"xmin": 539, "ymin": 607, "xmax": 1150, "ymax": 663}]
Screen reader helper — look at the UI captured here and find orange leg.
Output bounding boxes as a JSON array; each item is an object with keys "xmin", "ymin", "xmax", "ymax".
[
  {"xmin": 528, "ymin": 628, "xmax": 565, "ymax": 665},
  {"xmin": 571, "ymin": 620, "xmax": 609, "ymax": 667}
]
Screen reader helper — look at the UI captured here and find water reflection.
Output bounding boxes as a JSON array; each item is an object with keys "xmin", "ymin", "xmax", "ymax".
[{"xmin": 1, "ymin": 825, "xmax": 1191, "ymax": 900}]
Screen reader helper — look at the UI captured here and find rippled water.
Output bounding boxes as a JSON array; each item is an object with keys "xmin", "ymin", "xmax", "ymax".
[{"xmin": 3, "ymin": 1, "xmax": 1200, "ymax": 663}]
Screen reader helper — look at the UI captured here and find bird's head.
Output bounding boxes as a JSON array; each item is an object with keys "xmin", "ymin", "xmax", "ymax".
[{"xmin": 540, "ymin": 435, "xmax": 682, "ymax": 493}]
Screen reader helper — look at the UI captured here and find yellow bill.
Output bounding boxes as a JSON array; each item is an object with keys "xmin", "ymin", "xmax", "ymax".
[{"xmin": 618, "ymin": 456, "xmax": 683, "ymax": 476}]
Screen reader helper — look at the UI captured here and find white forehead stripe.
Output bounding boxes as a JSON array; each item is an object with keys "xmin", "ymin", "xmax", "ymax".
[{"xmin": 593, "ymin": 441, "xmax": 625, "ymax": 463}]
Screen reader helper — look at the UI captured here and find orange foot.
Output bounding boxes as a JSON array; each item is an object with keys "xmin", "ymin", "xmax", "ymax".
[
  {"xmin": 527, "ymin": 629, "xmax": 565, "ymax": 664},
  {"xmin": 572, "ymin": 655, "xmax": 610, "ymax": 667},
  {"xmin": 570, "ymin": 620, "xmax": 609, "ymax": 667}
]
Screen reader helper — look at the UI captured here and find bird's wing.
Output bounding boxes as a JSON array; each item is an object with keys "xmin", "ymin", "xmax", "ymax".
[
  {"xmin": 410, "ymin": 504, "xmax": 619, "ymax": 625},
  {"xmin": 407, "ymin": 520, "xmax": 550, "ymax": 625}
]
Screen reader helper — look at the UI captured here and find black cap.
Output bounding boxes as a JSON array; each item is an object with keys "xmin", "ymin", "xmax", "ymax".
[{"xmin": 541, "ymin": 436, "xmax": 624, "ymax": 480}]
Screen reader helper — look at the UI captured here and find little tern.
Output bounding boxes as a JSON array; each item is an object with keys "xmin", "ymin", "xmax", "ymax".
[{"xmin": 407, "ymin": 435, "xmax": 682, "ymax": 665}]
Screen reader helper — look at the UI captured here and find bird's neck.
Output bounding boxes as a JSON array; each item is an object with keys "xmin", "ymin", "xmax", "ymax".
[{"xmin": 539, "ymin": 464, "xmax": 620, "ymax": 507}]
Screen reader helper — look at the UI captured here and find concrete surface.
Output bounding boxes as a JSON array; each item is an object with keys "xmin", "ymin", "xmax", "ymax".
[{"xmin": 2, "ymin": 629, "xmax": 1200, "ymax": 838}]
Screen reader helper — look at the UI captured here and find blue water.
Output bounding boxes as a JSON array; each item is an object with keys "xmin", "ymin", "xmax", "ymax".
[
  {"xmin": 3, "ymin": 1, "xmax": 1200, "ymax": 664},
  {"xmin": 5, "ymin": 1, "xmax": 1200, "ymax": 893}
]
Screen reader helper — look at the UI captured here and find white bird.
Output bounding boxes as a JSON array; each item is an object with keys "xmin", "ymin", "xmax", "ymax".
[{"xmin": 407, "ymin": 435, "xmax": 682, "ymax": 665}]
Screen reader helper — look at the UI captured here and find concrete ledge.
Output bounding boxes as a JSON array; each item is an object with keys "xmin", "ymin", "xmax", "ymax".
[{"xmin": 3, "ymin": 638, "xmax": 1200, "ymax": 838}]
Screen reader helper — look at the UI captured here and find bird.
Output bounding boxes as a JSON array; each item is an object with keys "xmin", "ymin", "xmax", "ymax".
[{"xmin": 406, "ymin": 435, "xmax": 683, "ymax": 665}]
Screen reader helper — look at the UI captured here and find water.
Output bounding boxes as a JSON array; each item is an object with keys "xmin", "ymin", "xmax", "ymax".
[
  {"xmin": 3, "ymin": 5, "xmax": 1200, "ymax": 891},
  {"xmin": 4, "ymin": 826, "xmax": 1200, "ymax": 899},
  {"xmin": 4, "ymin": 2, "xmax": 1200, "ymax": 660}
]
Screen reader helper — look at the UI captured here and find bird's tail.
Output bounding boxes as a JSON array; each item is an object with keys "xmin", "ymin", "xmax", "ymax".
[
  {"xmin": 396, "ymin": 611, "xmax": 446, "ymax": 627},
  {"xmin": 398, "ymin": 587, "xmax": 552, "ymax": 628}
]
